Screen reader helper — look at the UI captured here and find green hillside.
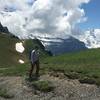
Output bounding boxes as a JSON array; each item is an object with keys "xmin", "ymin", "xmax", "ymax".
[
  {"xmin": 0, "ymin": 33, "xmax": 50, "ymax": 67},
  {"xmin": 0, "ymin": 33, "xmax": 50, "ymax": 75},
  {"xmin": 0, "ymin": 33, "xmax": 22, "ymax": 67},
  {"xmin": 42, "ymin": 48, "xmax": 100, "ymax": 72}
]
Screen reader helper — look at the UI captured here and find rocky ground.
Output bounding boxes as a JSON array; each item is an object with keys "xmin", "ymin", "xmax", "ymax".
[{"xmin": 0, "ymin": 74, "xmax": 100, "ymax": 100}]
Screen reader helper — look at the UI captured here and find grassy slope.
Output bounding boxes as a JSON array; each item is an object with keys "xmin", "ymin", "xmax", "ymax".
[
  {"xmin": 0, "ymin": 33, "xmax": 28, "ymax": 76},
  {"xmin": 43, "ymin": 48, "xmax": 100, "ymax": 73},
  {"xmin": 0, "ymin": 33, "xmax": 22, "ymax": 67},
  {"xmin": 0, "ymin": 33, "xmax": 49, "ymax": 76}
]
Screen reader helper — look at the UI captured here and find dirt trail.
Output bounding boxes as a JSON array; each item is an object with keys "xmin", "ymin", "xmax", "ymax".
[{"xmin": 0, "ymin": 75, "xmax": 100, "ymax": 100}]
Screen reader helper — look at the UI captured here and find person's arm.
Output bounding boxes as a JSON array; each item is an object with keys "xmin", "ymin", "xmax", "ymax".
[
  {"xmin": 37, "ymin": 50, "xmax": 40, "ymax": 55},
  {"xmin": 31, "ymin": 51, "xmax": 33, "ymax": 62}
]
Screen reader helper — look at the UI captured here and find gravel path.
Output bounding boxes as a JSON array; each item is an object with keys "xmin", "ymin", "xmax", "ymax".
[{"xmin": 0, "ymin": 75, "xmax": 100, "ymax": 100}]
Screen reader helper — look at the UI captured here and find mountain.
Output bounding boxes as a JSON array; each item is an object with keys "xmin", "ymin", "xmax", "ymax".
[
  {"xmin": 0, "ymin": 22, "xmax": 87, "ymax": 56},
  {"xmin": 0, "ymin": 22, "xmax": 9, "ymax": 33},
  {"xmin": 78, "ymin": 29, "xmax": 100, "ymax": 49},
  {"xmin": 41, "ymin": 37, "xmax": 87, "ymax": 55}
]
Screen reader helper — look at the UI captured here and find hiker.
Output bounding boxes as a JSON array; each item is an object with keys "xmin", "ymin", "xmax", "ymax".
[{"xmin": 29, "ymin": 46, "xmax": 40, "ymax": 78}]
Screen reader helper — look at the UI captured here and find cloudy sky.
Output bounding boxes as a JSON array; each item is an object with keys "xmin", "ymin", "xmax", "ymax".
[
  {"xmin": 79, "ymin": 0, "xmax": 100, "ymax": 30},
  {"xmin": 0, "ymin": 0, "xmax": 100, "ymax": 48}
]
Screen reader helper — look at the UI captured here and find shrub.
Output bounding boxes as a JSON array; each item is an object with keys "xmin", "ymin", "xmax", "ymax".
[
  {"xmin": 0, "ymin": 88, "xmax": 14, "ymax": 99},
  {"xmin": 32, "ymin": 80, "xmax": 54, "ymax": 92},
  {"xmin": 79, "ymin": 77, "xmax": 96, "ymax": 84}
]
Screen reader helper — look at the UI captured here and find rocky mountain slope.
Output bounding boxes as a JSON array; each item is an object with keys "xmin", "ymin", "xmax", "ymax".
[{"xmin": 0, "ymin": 22, "xmax": 9, "ymax": 33}]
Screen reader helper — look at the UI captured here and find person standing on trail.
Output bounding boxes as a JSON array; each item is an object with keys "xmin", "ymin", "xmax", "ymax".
[{"xmin": 29, "ymin": 46, "xmax": 40, "ymax": 78}]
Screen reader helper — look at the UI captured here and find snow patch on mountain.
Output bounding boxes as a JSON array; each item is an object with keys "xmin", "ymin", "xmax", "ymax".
[
  {"xmin": 15, "ymin": 42, "xmax": 25, "ymax": 53},
  {"xmin": 19, "ymin": 59, "xmax": 24, "ymax": 64}
]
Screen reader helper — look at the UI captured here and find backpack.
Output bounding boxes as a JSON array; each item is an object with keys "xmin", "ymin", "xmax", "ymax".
[{"xmin": 29, "ymin": 50, "xmax": 32, "ymax": 60}]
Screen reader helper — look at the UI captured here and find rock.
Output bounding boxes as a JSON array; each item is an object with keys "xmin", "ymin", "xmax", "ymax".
[{"xmin": 0, "ymin": 22, "xmax": 9, "ymax": 33}]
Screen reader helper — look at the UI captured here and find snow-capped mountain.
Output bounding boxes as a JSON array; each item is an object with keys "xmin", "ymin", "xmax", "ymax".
[
  {"xmin": 36, "ymin": 28, "xmax": 100, "ymax": 55},
  {"xmin": 78, "ymin": 29, "xmax": 100, "ymax": 49},
  {"xmin": 40, "ymin": 36, "xmax": 87, "ymax": 55}
]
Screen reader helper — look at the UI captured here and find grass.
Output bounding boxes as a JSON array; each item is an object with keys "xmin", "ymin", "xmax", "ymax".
[
  {"xmin": 1, "ymin": 48, "xmax": 100, "ymax": 85},
  {"xmin": 0, "ymin": 33, "xmax": 19, "ymax": 67},
  {"xmin": 0, "ymin": 63, "xmax": 29, "ymax": 76}
]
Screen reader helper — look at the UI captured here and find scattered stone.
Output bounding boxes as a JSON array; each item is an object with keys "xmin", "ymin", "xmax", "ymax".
[{"xmin": 0, "ymin": 75, "xmax": 100, "ymax": 100}]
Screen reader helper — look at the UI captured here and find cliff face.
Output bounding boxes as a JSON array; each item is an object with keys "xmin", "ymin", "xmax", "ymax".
[{"xmin": 0, "ymin": 22, "xmax": 9, "ymax": 33}]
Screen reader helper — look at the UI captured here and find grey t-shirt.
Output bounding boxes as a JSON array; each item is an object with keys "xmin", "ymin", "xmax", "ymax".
[{"xmin": 31, "ymin": 50, "xmax": 39, "ymax": 63}]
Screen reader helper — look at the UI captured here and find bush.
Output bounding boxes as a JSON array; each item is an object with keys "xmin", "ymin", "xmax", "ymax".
[
  {"xmin": 64, "ymin": 72, "xmax": 79, "ymax": 79},
  {"xmin": 32, "ymin": 80, "xmax": 54, "ymax": 92},
  {"xmin": 0, "ymin": 88, "xmax": 14, "ymax": 99}
]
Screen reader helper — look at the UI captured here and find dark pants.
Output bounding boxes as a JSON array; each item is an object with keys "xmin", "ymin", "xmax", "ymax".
[{"xmin": 29, "ymin": 60, "xmax": 40, "ymax": 78}]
